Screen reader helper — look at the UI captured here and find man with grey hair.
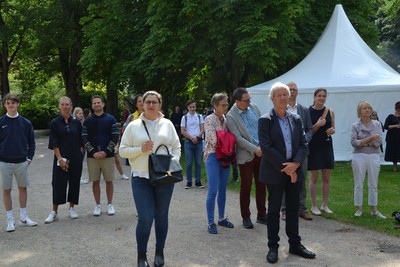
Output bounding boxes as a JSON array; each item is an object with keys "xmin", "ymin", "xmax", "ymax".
[{"xmin": 259, "ymin": 82, "xmax": 315, "ymax": 263}]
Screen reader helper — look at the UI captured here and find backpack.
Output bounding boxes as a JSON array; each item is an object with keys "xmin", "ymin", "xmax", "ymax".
[{"xmin": 215, "ymin": 130, "xmax": 236, "ymax": 168}]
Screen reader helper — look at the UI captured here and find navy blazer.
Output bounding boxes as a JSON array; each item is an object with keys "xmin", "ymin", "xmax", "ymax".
[{"xmin": 258, "ymin": 109, "xmax": 307, "ymax": 185}]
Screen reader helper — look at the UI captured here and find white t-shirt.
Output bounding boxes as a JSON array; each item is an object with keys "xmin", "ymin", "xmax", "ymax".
[{"xmin": 180, "ymin": 112, "xmax": 204, "ymax": 137}]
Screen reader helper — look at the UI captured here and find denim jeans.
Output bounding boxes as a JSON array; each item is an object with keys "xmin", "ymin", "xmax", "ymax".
[
  {"xmin": 184, "ymin": 140, "xmax": 203, "ymax": 184},
  {"xmin": 131, "ymin": 176, "xmax": 174, "ymax": 253},
  {"xmin": 205, "ymin": 153, "xmax": 230, "ymax": 225}
]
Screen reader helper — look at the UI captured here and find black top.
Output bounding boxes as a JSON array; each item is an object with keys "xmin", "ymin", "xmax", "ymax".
[
  {"xmin": 48, "ymin": 115, "xmax": 83, "ymax": 162},
  {"xmin": 383, "ymin": 114, "xmax": 400, "ymax": 162}
]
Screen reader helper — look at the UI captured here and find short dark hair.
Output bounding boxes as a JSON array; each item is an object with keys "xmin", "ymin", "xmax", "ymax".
[
  {"xmin": 395, "ymin": 101, "xmax": 400, "ymax": 110},
  {"xmin": 3, "ymin": 93, "xmax": 19, "ymax": 105},
  {"xmin": 91, "ymin": 95, "xmax": 104, "ymax": 103},
  {"xmin": 185, "ymin": 99, "xmax": 196, "ymax": 108},
  {"xmin": 83, "ymin": 108, "xmax": 91, "ymax": 119},
  {"xmin": 232, "ymin": 87, "xmax": 248, "ymax": 102}
]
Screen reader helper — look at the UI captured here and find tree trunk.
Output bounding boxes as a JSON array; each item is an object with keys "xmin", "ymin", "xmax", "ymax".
[
  {"xmin": 0, "ymin": 44, "xmax": 10, "ymax": 100},
  {"xmin": 59, "ymin": 47, "xmax": 81, "ymax": 107},
  {"xmin": 106, "ymin": 78, "xmax": 119, "ymax": 120}
]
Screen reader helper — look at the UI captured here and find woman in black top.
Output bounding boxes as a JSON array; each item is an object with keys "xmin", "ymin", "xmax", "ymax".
[
  {"xmin": 383, "ymin": 101, "xmax": 400, "ymax": 172},
  {"xmin": 45, "ymin": 96, "xmax": 83, "ymax": 223}
]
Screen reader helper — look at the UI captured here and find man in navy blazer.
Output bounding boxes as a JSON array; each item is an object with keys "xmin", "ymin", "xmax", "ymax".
[{"xmin": 258, "ymin": 82, "xmax": 315, "ymax": 264}]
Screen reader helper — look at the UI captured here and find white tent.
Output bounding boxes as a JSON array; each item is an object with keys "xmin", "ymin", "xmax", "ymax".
[{"xmin": 248, "ymin": 4, "xmax": 400, "ymax": 161}]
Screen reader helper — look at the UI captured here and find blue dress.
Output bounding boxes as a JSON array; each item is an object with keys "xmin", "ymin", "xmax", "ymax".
[{"xmin": 307, "ymin": 107, "xmax": 334, "ymax": 170}]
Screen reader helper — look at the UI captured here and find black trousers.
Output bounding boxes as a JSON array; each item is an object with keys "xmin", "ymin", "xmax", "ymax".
[
  {"xmin": 266, "ymin": 177, "xmax": 301, "ymax": 248},
  {"xmin": 52, "ymin": 158, "xmax": 82, "ymax": 205}
]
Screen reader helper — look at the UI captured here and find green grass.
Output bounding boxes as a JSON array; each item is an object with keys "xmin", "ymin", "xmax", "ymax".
[{"xmin": 181, "ymin": 155, "xmax": 400, "ymax": 236}]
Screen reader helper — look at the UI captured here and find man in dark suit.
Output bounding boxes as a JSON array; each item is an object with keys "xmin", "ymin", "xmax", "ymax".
[
  {"xmin": 281, "ymin": 82, "xmax": 314, "ymax": 221},
  {"xmin": 258, "ymin": 82, "xmax": 316, "ymax": 264}
]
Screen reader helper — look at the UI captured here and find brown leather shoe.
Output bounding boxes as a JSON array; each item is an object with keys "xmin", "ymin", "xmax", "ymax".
[
  {"xmin": 281, "ymin": 213, "xmax": 286, "ymax": 221},
  {"xmin": 299, "ymin": 211, "xmax": 313, "ymax": 221}
]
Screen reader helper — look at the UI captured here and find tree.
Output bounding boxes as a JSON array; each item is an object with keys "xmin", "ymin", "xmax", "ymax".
[
  {"xmin": 376, "ymin": 0, "xmax": 400, "ymax": 72},
  {"xmin": 30, "ymin": 0, "xmax": 92, "ymax": 107},
  {"xmin": 0, "ymin": 1, "xmax": 34, "ymax": 99},
  {"xmin": 80, "ymin": 0, "xmax": 150, "ymax": 116},
  {"xmin": 139, "ymin": 0, "xmax": 310, "ymax": 99}
]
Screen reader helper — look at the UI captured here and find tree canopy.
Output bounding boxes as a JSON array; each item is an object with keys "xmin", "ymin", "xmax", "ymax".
[{"xmin": 1, "ymin": 0, "xmax": 398, "ymax": 127}]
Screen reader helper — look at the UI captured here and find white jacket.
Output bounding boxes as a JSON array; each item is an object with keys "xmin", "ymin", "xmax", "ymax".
[{"xmin": 119, "ymin": 113, "xmax": 181, "ymax": 178}]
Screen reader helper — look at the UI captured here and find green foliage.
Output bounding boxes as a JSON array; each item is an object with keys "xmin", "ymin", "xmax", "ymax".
[
  {"xmin": 2, "ymin": 0, "xmax": 395, "ymax": 125},
  {"xmin": 376, "ymin": 0, "xmax": 400, "ymax": 72},
  {"xmin": 18, "ymin": 101, "xmax": 59, "ymax": 130}
]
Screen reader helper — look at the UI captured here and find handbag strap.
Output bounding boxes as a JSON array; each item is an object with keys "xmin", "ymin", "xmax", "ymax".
[
  {"xmin": 154, "ymin": 144, "xmax": 170, "ymax": 155},
  {"xmin": 142, "ymin": 120, "xmax": 170, "ymax": 155},
  {"xmin": 142, "ymin": 120, "xmax": 151, "ymax": 140},
  {"xmin": 314, "ymin": 107, "xmax": 329, "ymax": 133},
  {"xmin": 321, "ymin": 107, "xmax": 329, "ymax": 120}
]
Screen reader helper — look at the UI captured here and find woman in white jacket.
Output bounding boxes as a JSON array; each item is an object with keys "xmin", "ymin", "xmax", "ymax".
[{"xmin": 119, "ymin": 91, "xmax": 181, "ymax": 267}]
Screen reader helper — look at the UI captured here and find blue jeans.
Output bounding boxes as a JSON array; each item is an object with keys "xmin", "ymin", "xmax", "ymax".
[
  {"xmin": 184, "ymin": 140, "xmax": 203, "ymax": 184},
  {"xmin": 205, "ymin": 153, "xmax": 230, "ymax": 225},
  {"xmin": 131, "ymin": 177, "xmax": 174, "ymax": 253}
]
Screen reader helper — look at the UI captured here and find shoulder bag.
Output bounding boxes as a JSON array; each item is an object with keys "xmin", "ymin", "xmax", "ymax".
[{"xmin": 142, "ymin": 120, "xmax": 183, "ymax": 186}]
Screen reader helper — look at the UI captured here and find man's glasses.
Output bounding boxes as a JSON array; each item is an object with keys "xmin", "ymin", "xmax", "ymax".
[
  {"xmin": 65, "ymin": 125, "xmax": 70, "ymax": 134},
  {"xmin": 145, "ymin": 100, "xmax": 160, "ymax": 106},
  {"xmin": 240, "ymin": 98, "xmax": 251, "ymax": 103}
]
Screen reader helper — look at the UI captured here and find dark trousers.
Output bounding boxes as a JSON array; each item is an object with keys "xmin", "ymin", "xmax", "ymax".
[
  {"xmin": 266, "ymin": 177, "xmax": 301, "ymax": 248},
  {"xmin": 52, "ymin": 158, "xmax": 82, "ymax": 205},
  {"xmin": 281, "ymin": 157, "xmax": 308, "ymax": 214},
  {"xmin": 239, "ymin": 156, "xmax": 266, "ymax": 219}
]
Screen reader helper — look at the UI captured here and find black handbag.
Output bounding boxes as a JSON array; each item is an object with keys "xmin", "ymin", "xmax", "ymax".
[
  {"xmin": 142, "ymin": 120, "xmax": 183, "ymax": 186},
  {"xmin": 149, "ymin": 144, "xmax": 183, "ymax": 186}
]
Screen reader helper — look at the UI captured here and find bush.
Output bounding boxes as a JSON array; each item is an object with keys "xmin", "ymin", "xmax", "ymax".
[{"xmin": 19, "ymin": 102, "xmax": 59, "ymax": 130}]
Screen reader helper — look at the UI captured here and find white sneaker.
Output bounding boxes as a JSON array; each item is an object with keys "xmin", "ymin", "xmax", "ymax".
[
  {"xmin": 7, "ymin": 218, "xmax": 15, "ymax": 232},
  {"xmin": 120, "ymin": 174, "xmax": 130, "ymax": 180},
  {"xmin": 371, "ymin": 211, "xmax": 387, "ymax": 219},
  {"xmin": 19, "ymin": 216, "xmax": 38, "ymax": 227},
  {"xmin": 69, "ymin": 208, "xmax": 79, "ymax": 219},
  {"xmin": 80, "ymin": 177, "xmax": 89, "ymax": 184},
  {"xmin": 107, "ymin": 204, "xmax": 115, "ymax": 216},
  {"xmin": 354, "ymin": 210, "xmax": 363, "ymax": 217},
  {"xmin": 45, "ymin": 212, "xmax": 58, "ymax": 224},
  {"xmin": 93, "ymin": 205, "xmax": 102, "ymax": 216}
]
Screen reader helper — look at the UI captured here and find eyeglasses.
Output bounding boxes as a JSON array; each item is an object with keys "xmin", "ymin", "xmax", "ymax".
[
  {"xmin": 65, "ymin": 125, "xmax": 70, "ymax": 134},
  {"xmin": 240, "ymin": 98, "xmax": 251, "ymax": 103},
  {"xmin": 145, "ymin": 100, "xmax": 160, "ymax": 106},
  {"xmin": 220, "ymin": 104, "xmax": 229, "ymax": 108}
]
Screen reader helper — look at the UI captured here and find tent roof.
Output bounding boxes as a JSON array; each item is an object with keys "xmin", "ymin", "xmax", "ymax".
[{"xmin": 248, "ymin": 4, "xmax": 400, "ymax": 94}]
